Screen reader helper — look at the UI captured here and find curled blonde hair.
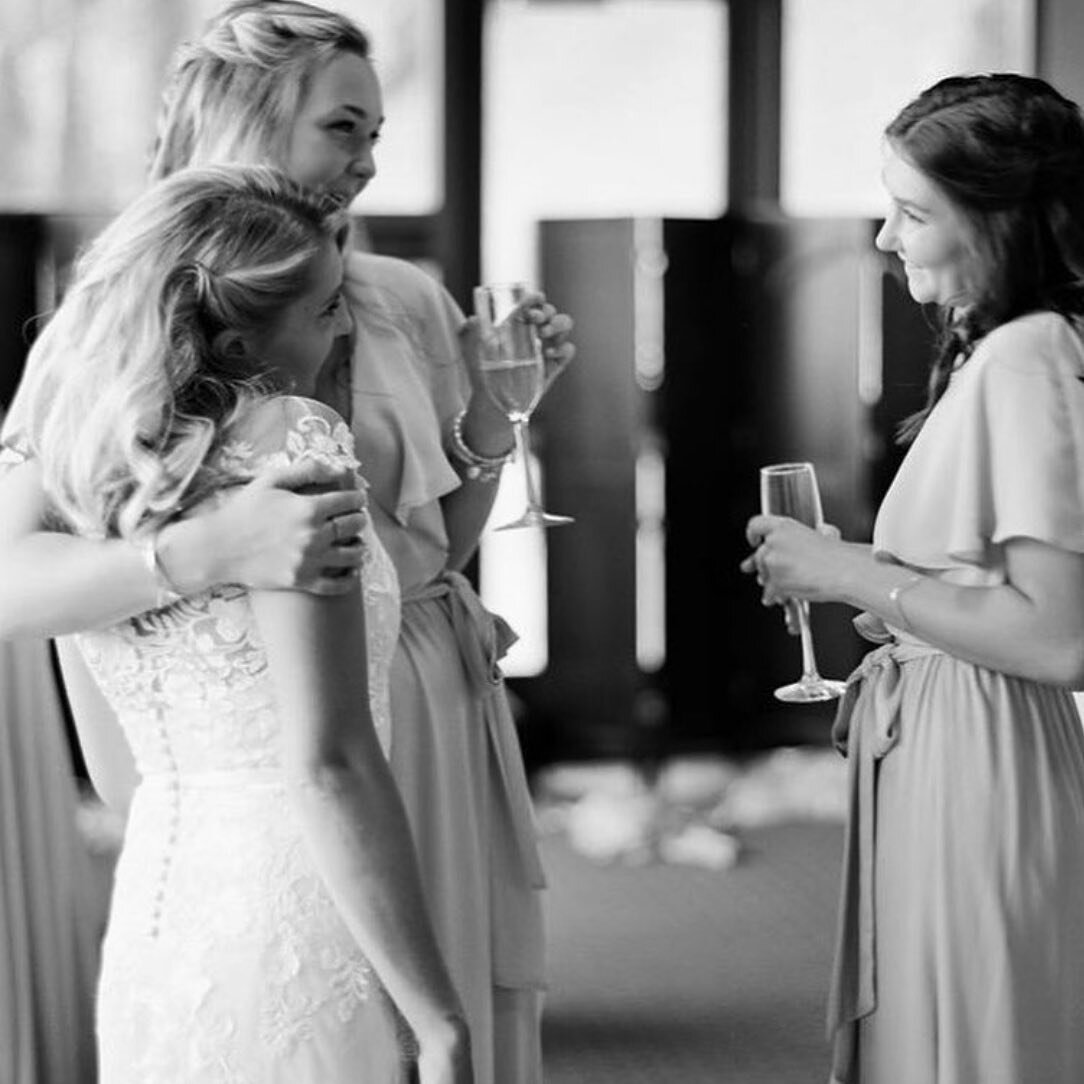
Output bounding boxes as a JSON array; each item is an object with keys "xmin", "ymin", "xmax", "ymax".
[
  {"xmin": 18, "ymin": 164, "xmax": 344, "ymax": 540},
  {"xmin": 151, "ymin": 0, "xmax": 371, "ymax": 180}
]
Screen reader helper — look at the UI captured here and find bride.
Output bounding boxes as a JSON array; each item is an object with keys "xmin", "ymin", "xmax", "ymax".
[{"xmin": 4, "ymin": 163, "xmax": 471, "ymax": 1083}]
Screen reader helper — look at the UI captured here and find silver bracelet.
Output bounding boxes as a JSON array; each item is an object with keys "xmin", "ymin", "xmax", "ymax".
[
  {"xmin": 447, "ymin": 408, "xmax": 513, "ymax": 483},
  {"xmin": 887, "ymin": 573, "xmax": 923, "ymax": 631},
  {"xmin": 137, "ymin": 531, "xmax": 183, "ymax": 609}
]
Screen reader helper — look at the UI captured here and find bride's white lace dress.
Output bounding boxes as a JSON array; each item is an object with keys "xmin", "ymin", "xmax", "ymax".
[{"xmin": 77, "ymin": 397, "xmax": 408, "ymax": 1083}]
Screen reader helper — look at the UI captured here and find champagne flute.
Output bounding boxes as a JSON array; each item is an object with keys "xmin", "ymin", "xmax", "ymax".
[
  {"xmin": 759, "ymin": 462, "xmax": 847, "ymax": 702},
  {"xmin": 474, "ymin": 282, "xmax": 573, "ymax": 530}
]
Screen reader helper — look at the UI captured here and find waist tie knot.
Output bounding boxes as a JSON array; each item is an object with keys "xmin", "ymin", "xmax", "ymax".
[
  {"xmin": 402, "ymin": 571, "xmax": 544, "ymax": 897},
  {"xmin": 403, "ymin": 570, "xmax": 517, "ymax": 696},
  {"xmin": 827, "ymin": 615, "xmax": 946, "ymax": 1054}
]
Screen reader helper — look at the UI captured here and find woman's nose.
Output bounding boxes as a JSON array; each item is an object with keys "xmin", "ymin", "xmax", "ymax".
[
  {"xmin": 350, "ymin": 147, "xmax": 376, "ymax": 182},
  {"xmin": 874, "ymin": 216, "xmax": 896, "ymax": 253}
]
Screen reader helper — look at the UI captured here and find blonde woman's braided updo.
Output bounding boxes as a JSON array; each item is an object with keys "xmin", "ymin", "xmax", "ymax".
[
  {"xmin": 150, "ymin": 1, "xmax": 371, "ymax": 180},
  {"xmin": 17, "ymin": 164, "xmax": 346, "ymax": 540}
]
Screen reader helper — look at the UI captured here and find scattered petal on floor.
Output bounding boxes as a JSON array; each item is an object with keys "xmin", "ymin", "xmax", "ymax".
[{"xmin": 534, "ymin": 746, "xmax": 846, "ymax": 868}]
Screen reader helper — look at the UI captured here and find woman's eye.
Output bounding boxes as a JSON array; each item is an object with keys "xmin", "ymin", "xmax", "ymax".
[{"xmin": 323, "ymin": 295, "xmax": 343, "ymax": 318}]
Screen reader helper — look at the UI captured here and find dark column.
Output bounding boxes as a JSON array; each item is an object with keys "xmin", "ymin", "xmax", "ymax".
[
  {"xmin": 727, "ymin": 0, "xmax": 782, "ymax": 212},
  {"xmin": 438, "ymin": 0, "xmax": 484, "ymax": 311},
  {"xmin": 0, "ymin": 215, "xmax": 45, "ymax": 411}
]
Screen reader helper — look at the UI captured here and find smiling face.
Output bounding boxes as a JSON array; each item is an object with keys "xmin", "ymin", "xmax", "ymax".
[
  {"xmin": 283, "ymin": 50, "xmax": 384, "ymax": 209},
  {"xmin": 875, "ymin": 141, "xmax": 974, "ymax": 308},
  {"xmin": 247, "ymin": 239, "xmax": 350, "ymax": 395}
]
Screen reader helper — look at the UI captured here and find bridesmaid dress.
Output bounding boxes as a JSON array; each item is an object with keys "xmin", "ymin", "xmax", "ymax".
[{"xmin": 0, "ymin": 429, "xmax": 99, "ymax": 1084}]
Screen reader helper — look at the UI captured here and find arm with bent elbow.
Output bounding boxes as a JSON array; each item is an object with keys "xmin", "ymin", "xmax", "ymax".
[
  {"xmin": 843, "ymin": 537, "xmax": 1084, "ymax": 686},
  {"xmin": 746, "ymin": 517, "xmax": 1084, "ymax": 687},
  {"xmin": 250, "ymin": 584, "xmax": 472, "ymax": 1084},
  {"xmin": 0, "ymin": 458, "xmax": 368, "ymax": 640}
]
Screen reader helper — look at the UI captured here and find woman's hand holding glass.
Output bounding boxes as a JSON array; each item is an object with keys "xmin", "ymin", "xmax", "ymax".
[
  {"xmin": 743, "ymin": 464, "xmax": 850, "ymax": 701},
  {"xmin": 457, "ymin": 289, "xmax": 575, "ymax": 454},
  {"xmin": 470, "ymin": 282, "xmax": 575, "ymax": 529},
  {"xmin": 743, "ymin": 514, "xmax": 852, "ymax": 608}
]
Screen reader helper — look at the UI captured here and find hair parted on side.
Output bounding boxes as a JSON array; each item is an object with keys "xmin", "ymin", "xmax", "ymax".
[
  {"xmin": 150, "ymin": 0, "xmax": 371, "ymax": 180},
  {"xmin": 887, "ymin": 73, "xmax": 1084, "ymax": 443},
  {"xmin": 17, "ymin": 164, "xmax": 345, "ymax": 541}
]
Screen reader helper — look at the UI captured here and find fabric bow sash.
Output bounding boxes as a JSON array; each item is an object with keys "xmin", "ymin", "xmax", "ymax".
[
  {"xmin": 403, "ymin": 571, "xmax": 545, "ymax": 895},
  {"xmin": 826, "ymin": 614, "xmax": 946, "ymax": 1053}
]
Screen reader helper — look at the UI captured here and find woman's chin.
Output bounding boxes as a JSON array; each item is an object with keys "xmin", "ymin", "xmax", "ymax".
[{"xmin": 904, "ymin": 277, "xmax": 936, "ymax": 305}]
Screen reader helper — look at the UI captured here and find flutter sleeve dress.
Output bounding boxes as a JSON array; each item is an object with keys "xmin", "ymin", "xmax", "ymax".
[
  {"xmin": 342, "ymin": 251, "xmax": 547, "ymax": 1084},
  {"xmin": 827, "ymin": 311, "xmax": 1084, "ymax": 1084},
  {"xmin": 0, "ymin": 425, "xmax": 98, "ymax": 1084}
]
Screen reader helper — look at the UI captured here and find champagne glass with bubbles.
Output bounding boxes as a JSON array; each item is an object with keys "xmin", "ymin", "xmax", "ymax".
[
  {"xmin": 474, "ymin": 282, "xmax": 573, "ymax": 530},
  {"xmin": 759, "ymin": 462, "xmax": 847, "ymax": 702}
]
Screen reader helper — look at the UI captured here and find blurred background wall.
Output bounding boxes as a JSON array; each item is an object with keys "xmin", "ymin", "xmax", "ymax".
[{"xmin": 1, "ymin": 0, "xmax": 1079, "ymax": 775}]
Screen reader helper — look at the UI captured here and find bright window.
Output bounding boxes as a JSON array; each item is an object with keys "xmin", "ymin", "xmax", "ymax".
[
  {"xmin": 0, "ymin": 0, "xmax": 441, "ymax": 215},
  {"xmin": 480, "ymin": 0, "xmax": 727, "ymax": 676},
  {"xmin": 781, "ymin": 0, "xmax": 1036, "ymax": 216}
]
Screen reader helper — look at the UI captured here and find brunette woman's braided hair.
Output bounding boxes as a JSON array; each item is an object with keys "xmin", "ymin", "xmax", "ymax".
[{"xmin": 888, "ymin": 73, "xmax": 1084, "ymax": 443}]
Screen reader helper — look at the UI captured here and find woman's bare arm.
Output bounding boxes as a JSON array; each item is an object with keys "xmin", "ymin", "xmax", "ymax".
[
  {"xmin": 747, "ymin": 516, "xmax": 1084, "ymax": 686},
  {"xmin": 53, "ymin": 636, "xmax": 138, "ymax": 816},
  {"xmin": 251, "ymin": 582, "xmax": 471, "ymax": 1082},
  {"xmin": 0, "ymin": 458, "xmax": 368, "ymax": 640},
  {"xmin": 0, "ymin": 459, "xmax": 162, "ymax": 637},
  {"xmin": 440, "ymin": 395, "xmax": 509, "ymax": 572}
]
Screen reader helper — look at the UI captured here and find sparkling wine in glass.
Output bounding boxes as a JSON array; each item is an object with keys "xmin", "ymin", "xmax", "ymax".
[
  {"xmin": 474, "ymin": 282, "xmax": 573, "ymax": 530},
  {"xmin": 759, "ymin": 462, "xmax": 847, "ymax": 702}
]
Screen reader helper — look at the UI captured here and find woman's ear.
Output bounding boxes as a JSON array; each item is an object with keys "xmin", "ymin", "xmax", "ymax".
[{"xmin": 211, "ymin": 329, "xmax": 253, "ymax": 364}]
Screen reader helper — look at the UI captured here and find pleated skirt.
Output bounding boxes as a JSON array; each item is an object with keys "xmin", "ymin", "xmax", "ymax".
[
  {"xmin": 830, "ymin": 650, "xmax": 1084, "ymax": 1083},
  {"xmin": 389, "ymin": 582, "xmax": 546, "ymax": 1084},
  {"xmin": 0, "ymin": 638, "xmax": 98, "ymax": 1084}
]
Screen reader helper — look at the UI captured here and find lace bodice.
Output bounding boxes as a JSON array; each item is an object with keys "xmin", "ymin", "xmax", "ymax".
[
  {"xmin": 86, "ymin": 398, "xmax": 409, "ymax": 1082},
  {"xmin": 76, "ymin": 397, "xmax": 400, "ymax": 772}
]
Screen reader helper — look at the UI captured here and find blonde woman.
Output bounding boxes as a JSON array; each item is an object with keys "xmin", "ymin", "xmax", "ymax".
[
  {"xmin": 0, "ymin": 5, "xmax": 570, "ymax": 1081},
  {"xmin": 11, "ymin": 163, "xmax": 470, "ymax": 1083}
]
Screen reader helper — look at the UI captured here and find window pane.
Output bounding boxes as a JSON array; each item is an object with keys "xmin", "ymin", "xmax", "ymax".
[
  {"xmin": 482, "ymin": 0, "xmax": 728, "ymax": 281},
  {"xmin": 0, "ymin": 0, "xmax": 441, "ymax": 215},
  {"xmin": 480, "ymin": 0, "xmax": 727, "ymax": 676},
  {"xmin": 781, "ymin": 0, "xmax": 1036, "ymax": 217}
]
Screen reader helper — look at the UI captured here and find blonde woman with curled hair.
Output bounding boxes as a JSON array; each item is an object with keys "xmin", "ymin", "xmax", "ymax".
[
  {"xmin": 0, "ymin": 4, "xmax": 569, "ymax": 1082},
  {"xmin": 13, "ymin": 163, "xmax": 471, "ymax": 1083}
]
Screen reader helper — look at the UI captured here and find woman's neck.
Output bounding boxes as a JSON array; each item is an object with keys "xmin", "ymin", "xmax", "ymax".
[{"xmin": 313, "ymin": 333, "xmax": 354, "ymax": 424}]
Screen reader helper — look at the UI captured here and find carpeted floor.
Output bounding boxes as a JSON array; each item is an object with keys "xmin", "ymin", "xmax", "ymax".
[{"xmin": 540, "ymin": 821, "xmax": 844, "ymax": 1083}]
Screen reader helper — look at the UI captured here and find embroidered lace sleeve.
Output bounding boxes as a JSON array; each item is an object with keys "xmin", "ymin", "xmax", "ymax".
[{"xmin": 218, "ymin": 396, "xmax": 363, "ymax": 481}]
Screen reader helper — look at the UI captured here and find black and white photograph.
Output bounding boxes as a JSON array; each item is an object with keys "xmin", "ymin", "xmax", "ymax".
[{"xmin": 3, "ymin": 1, "xmax": 1084, "ymax": 1082}]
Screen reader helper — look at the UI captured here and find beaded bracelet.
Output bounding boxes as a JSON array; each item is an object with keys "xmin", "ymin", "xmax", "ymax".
[
  {"xmin": 137, "ymin": 531, "xmax": 184, "ymax": 609},
  {"xmin": 887, "ymin": 573, "xmax": 923, "ymax": 631},
  {"xmin": 447, "ymin": 408, "xmax": 513, "ymax": 483}
]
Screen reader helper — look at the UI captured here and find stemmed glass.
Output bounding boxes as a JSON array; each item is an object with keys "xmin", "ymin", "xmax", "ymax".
[
  {"xmin": 759, "ymin": 462, "xmax": 847, "ymax": 702},
  {"xmin": 474, "ymin": 282, "xmax": 573, "ymax": 530}
]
